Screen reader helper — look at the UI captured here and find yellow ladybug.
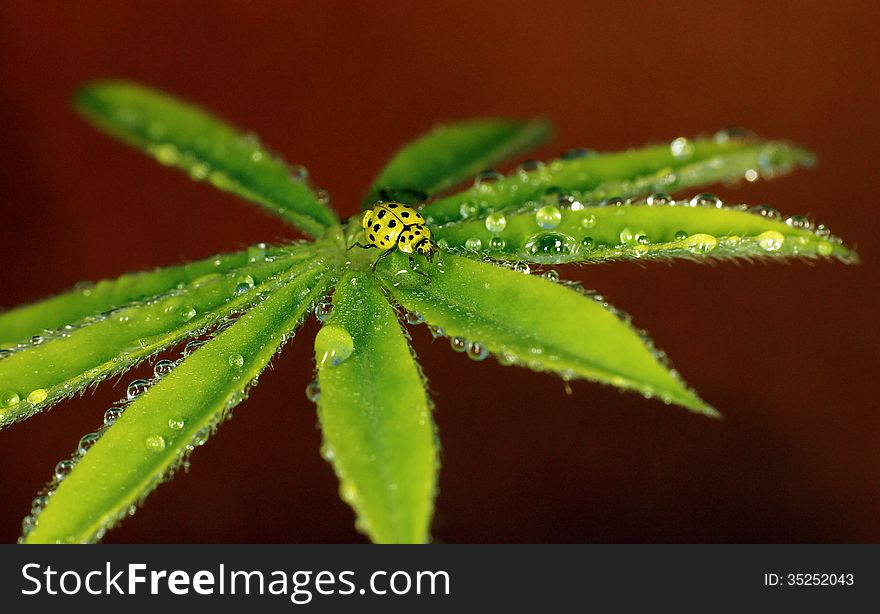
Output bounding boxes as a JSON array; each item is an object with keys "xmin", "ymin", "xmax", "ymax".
[{"xmin": 350, "ymin": 202, "xmax": 438, "ymax": 281}]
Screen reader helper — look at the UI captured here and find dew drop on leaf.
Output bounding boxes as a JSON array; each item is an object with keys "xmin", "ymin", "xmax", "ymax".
[
  {"xmin": 168, "ymin": 418, "xmax": 185, "ymax": 430},
  {"xmin": 315, "ymin": 325, "xmax": 355, "ymax": 367},
  {"xmin": 757, "ymin": 230, "xmax": 785, "ymax": 252},
  {"xmin": 27, "ymin": 389, "xmax": 48, "ymax": 404},
  {"xmin": 54, "ymin": 460, "xmax": 75, "ymax": 481},
  {"xmin": 145, "ymin": 435, "xmax": 166, "ymax": 453},
  {"xmin": 0, "ymin": 390, "xmax": 21, "ymax": 408},
  {"xmin": 450, "ymin": 337, "xmax": 467, "ymax": 352},
  {"xmin": 535, "ymin": 205, "xmax": 562, "ymax": 230},
  {"xmin": 485, "ymin": 212, "xmax": 507, "ymax": 234},
  {"xmin": 689, "ymin": 193, "xmax": 722, "ymax": 208},
  {"xmin": 467, "ymin": 342, "xmax": 489, "ymax": 361},
  {"xmin": 126, "ymin": 379, "xmax": 150, "ymax": 400},
  {"xmin": 306, "ymin": 380, "xmax": 321, "ymax": 403},
  {"xmin": 153, "ymin": 359, "xmax": 175, "ymax": 377}
]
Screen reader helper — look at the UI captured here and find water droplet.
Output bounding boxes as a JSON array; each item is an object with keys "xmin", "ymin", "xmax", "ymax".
[
  {"xmin": 103, "ymin": 406, "xmax": 123, "ymax": 426},
  {"xmin": 145, "ymin": 435, "xmax": 166, "ymax": 453},
  {"xmin": 320, "ymin": 444, "xmax": 335, "ymax": 461},
  {"xmin": 314, "ymin": 188, "xmax": 331, "ymax": 205},
  {"xmin": 467, "ymin": 342, "xmax": 489, "ymax": 361},
  {"xmin": 785, "ymin": 215, "xmax": 812, "ymax": 230},
  {"xmin": 234, "ymin": 275, "xmax": 255, "ymax": 294},
  {"xmin": 646, "ymin": 192, "xmax": 672, "ymax": 206},
  {"xmin": 814, "ymin": 224, "xmax": 831, "ymax": 238},
  {"xmin": 474, "ymin": 169, "xmax": 503, "ymax": 188},
  {"xmin": 535, "ymin": 205, "xmax": 562, "ymax": 230},
  {"xmin": 306, "ymin": 380, "xmax": 321, "ymax": 403},
  {"xmin": 513, "ymin": 262, "xmax": 532, "ymax": 275},
  {"xmin": 488, "ymin": 237, "xmax": 506, "ymax": 250},
  {"xmin": 670, "ymin": 137, "xmax": 695, "ymax": 159},
  {"xmin": 714, "ymin": 127, "xmax": 756, "ymax": 143},
  {"xmin": 26, "ymin": 389, "xmax": 48, "ymax": 405},
  {"xmin": 465, "ymin": 237, "xmax": 483, "ymax": 251},
  {"xmin": 516, "ymin": 159, "xmax": 544, "ymax": 174},
  {"xmin": 580, "ymin": 213, "xmax": 597, "ymax": 229},
  {"xmin": 674, "ymin": 230, "xmax": 689, "ymax": 241},
  {"xmin": 816, "ymin": 241, "xmax": 833, "ymax": 256},
  {"xmin": 183, "ymin": 340, "xmax": 205, "ymax": 357},
  {"xmin": 428, "ymin": 325, "xmax": 445, "ymax": 339},
  {"xmin": 485, "ymin": 212, "xmax": 507, "ymax": 234},
  {"xmin": 315, "ymin": 325, "xmax": 355, "ymax": 367},
  {"xmin": 168, "ymin": 418, "xmax": 185, "ymax": 430},
  {"xmin": 228, "ymin": 354, "xmax": 245, "ymax": 368},
  {"xmin": 450, "ymin": 337, "xmax": 467, "ymax": 352},
  {"xmin": 180, "ymin": 306, "xmax": 197, "ymax": 321},
  {"xmin": 54, "ymin": 460, "xmax": 75, "ymax": 480},
  {"xmin": 542, "ymin": 270, "xmax": 560, "ymax": 282},
  {"xmin": 289, "ymin": 165, "xmax": 309, "ymax": 182},
  {"xmin": 757, "ymin": 230, "xmax": 785, "ymax": 252},
  {"xmin": 459, "ymin": 202, "xmax": 479, "ymax": 219},
  {"xmin": 524, "ymin": 232, "xmax": 577, "ymax": 262},
  {"xmin": 0, "ymin": 390, "xmax": 21, "ymax": 408},
  {"xmin": 78, "ymin": 432, "xmax": 101, "ymax": 455},
  {"xmin": 749, "ymin": 204, "xmax": 781, "ymax": 220},
  {"xmin": 581, "ymin": 236, "xmax": 595, "ymax": 249},
  {"xmin": 561, "ymin": 147, "xmax": 595, "ymax": 160},
  {"xmin": 126, "ymin": 379, "xmax": 150, "ymax": 400},
  {"xmin": 744, "ymin": 169, "xmax": 759, "ymax": 182},
  {"xmin": 684, "ymin": 233, "xmax": 718, "ymax": 254},
  {"xmin": 619, "ymin": 227, "xmax": 646, "ymax": 246},
  {"xmin": 153, "ymin": 144, "xmax": 179, "ymax": 165},
  {"xmin": 31, "ymin": 495, "xmax": 49, "ymax": 515},
  {"xmin": 191, "ymin": 427, "xmax": 210, "ymax": 447},
  {"xmin": 154, "ymin": 359, "xmax": 175, "ymax": 377},
  {"xmin": 689, "ymin": 193, "xmax": 722, "ymax": 208},
  {"xmin": 405, "ymin": 311, "xmax": 424, "ymax": 325},
  {"xmin": 314, "ymin": 301, "xmax": 333, "ymax": 322},
  {"xmin": 0, "ymin": 348, "xmax": 13, "ymax": 361}
]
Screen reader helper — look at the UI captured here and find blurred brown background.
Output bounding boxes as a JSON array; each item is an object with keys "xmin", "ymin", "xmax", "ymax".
[{"xmin": 0, "ymin": 1, "xmax": 878, "ymax": 543}]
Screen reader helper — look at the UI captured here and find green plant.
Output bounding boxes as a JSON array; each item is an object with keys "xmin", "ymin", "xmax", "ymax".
[{"xmin": 1, "ymin": 81, "xmax": 854, "ymax": 544}]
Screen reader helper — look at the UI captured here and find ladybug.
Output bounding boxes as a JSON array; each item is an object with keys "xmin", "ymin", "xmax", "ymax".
[{"xmin": 351, "ymin": 202, "xmax": 438, "ymax": 281}]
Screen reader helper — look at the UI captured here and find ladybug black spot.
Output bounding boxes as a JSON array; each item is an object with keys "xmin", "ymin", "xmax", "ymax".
[
  {"xmin": 369, "ymin": 234, "xmax": 375, "ymax": 241},
  {"xmin": 388, "ymin": 219, "xmax": 397, "ymax": 228},
  {"xmin": 401, "ymin": 211, "xmax": 410, "ymax": 218},
  {"xmin": 388, "ymin": 203, "xmax": 398, "ymax": 208},
  {"xmin": 373, "ymin": 224, "xmax": 381, "ymax": 232},
  {"xmin": 377, "ymin": 209, "xmax": 386, "ymax": 219}
]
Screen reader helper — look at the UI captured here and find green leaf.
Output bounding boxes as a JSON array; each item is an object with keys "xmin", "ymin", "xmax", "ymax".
[
  {"xmin": 0, "ymin": 243, "xmax": 295, "ymax": 347},
  {"xmin": 0, "ymin": 248, "xmax": 320, "ymax": 426},
  {"xmin": 75, "ymin": 81, "xmax": 337, "ymax": 237},
  {"xmin": 420, "ymin": 133, "xmax": 814, "ymax": 225},
  {"xmin": 362, "ymin": 118, "xmax": 553, "ymax": 208},
  {"xmin": 314, "ymin": 271, "xmax": 437, "ymax": 543},
  {"xmin": 433, "ymin": 199, "xmax": 856, "ymax": 264},
  {"xmin": 380, "ymin": 253, "xmax": 714, "ymax": 416},
  {"xmin": 22, "ymin": 266, "xmax": 332, "ymax": 544}
]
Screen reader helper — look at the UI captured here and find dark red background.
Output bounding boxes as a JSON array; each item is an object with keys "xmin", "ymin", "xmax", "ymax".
[{"xmin": 0, "ymin": 2, "xmax": 877, "ymax": 543}]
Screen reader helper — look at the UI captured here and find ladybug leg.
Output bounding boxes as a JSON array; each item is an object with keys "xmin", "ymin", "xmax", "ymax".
[
  {"xmin": 347, "ymin": 242, "xmax": 372, "ymax": 251},
  {"xmin": 409, "ymin": 255, "xmax": 432, "ymax": 285},
  {"xmin": 371, "ymin": 248, "xmax": 395, "ymax": 272}
]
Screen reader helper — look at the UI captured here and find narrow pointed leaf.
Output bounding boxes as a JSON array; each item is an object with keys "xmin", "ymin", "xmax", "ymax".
[
  {"xmin": 23, "ymin": 267, "xmax": 332, "ymax": 544},
  {"xmin": 362, "ymin": 118, "xmax": 553, "ymax": 208},
  {"xmin": 380, "ymin": 253, "xmax": 713, "ymax": 415},
  {"xmin": 75, "ymin": 81, "xmax": 337, "ymax": 237},
  {"xmin": 434, "ymin": 198, "xmax": 856, "ymax": 264},
  {"xmin": 315, "ymin": 272, "xmax": 437, "ymax": 543},
  {"xmin": 421, "ymin": 133, "xmax": 814, "ymax": 225},
  {"xmin": 0, "ymin": 250, "xmax": 320, "ymax": 426},
  {"xmin": 0, "ymin": 243, "xmax": 297, "ymax": 347}
]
